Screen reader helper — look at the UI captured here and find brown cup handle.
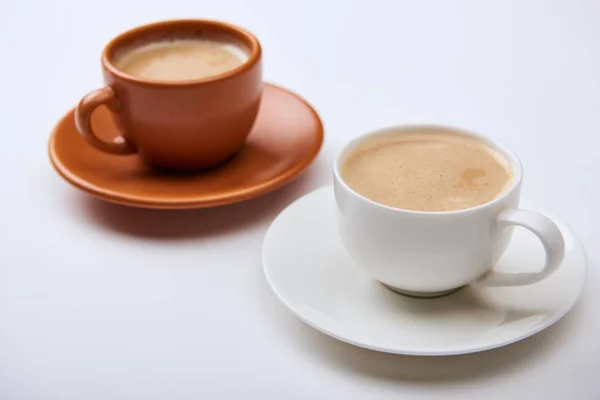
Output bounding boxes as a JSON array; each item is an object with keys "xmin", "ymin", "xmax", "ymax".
[{"xmin": 75, "ymin": 87, "xmax": 136, "ymax": 154}]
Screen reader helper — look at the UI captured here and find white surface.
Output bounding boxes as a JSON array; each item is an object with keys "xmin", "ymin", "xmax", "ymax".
[
  {"xmin": 333, "ymin": 124, "xmax": 567, "ymax": 294},
  {"xmin": 264, "ymin": 186, "xmax": 586, "ymax": 355},
  {"xmin": 0, "ymin": 0, "xmax": 599, "ymax": 399}
]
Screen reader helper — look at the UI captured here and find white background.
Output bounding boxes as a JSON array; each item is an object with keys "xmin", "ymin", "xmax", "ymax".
[{"xmin": 1, "ymin": 0, "xmax": 599, "ymax": 399}]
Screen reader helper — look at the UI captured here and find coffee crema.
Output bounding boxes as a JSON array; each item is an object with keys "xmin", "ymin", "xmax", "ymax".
[
  {"xmin": 340, "ymin": 130, "xmax": 513, "ymax": 212},
  {"xmin": 114, "ymin": 38, "xmax": 248, "ymax": 81}
]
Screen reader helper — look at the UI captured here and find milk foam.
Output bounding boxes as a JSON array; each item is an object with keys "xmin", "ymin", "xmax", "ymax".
[
  {"xmin": 341, "ymin": 130, "xmax": 514, "ymax": 212},
  {"xmin": 114, "ymin": 38, "xmax": 249, "ymax": 81}
]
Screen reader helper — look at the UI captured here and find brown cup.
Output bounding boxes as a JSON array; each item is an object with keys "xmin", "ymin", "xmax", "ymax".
[{"xmin": 75, "ymin": 20, "xmax": 262, "ymax": 170}]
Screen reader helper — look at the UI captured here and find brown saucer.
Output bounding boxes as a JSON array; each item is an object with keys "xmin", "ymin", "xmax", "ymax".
[{"xmin": 49, "ymin": 83, "xmax": 323, "ymax": 209}]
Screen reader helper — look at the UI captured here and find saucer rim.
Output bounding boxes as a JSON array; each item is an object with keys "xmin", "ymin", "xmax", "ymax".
[
  {"xmin": 48, "ymin": 82, "xmax": 324, "ymax": 209},
  {"xmin": 262, "ymin": 186, "xmax": 588, "ymax": 356}
]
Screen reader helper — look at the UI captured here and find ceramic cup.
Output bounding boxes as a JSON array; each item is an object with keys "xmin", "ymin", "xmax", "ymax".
[
  {"xmin": 334, "ymin": 125, "xmax": 565, "ymax": 298},
  {"xmin": 75, "ymin": 20, "xmax": 262, "ymax": 170}
]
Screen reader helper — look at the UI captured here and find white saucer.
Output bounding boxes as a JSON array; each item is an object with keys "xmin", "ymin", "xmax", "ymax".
[{"xmin": 263, "ymin": 186, "xmax": 587, "ymax": 356}]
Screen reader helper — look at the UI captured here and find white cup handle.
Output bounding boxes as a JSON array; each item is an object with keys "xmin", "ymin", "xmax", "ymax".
[{"xmin": 478, "ymin": 209, "xmax": 565, "ymax": 287}]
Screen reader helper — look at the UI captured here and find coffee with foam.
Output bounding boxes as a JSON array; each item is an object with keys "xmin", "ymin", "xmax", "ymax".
[
  {"xmin": 341, "ymin": 130, "xmax": 513, "ymax": 212},
  {"xmin": 114, "ymin": 38, "xmax": 248, "ymax": 81}
]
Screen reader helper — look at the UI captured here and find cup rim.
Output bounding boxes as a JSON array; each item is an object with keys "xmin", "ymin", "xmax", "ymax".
[
  {"xmin": 101, "ymin": 19, "xmax": 261, "ymax": 87},
  {"xmin": 333, "ymin": 124, "xmax": 524, "ymax": 216}
]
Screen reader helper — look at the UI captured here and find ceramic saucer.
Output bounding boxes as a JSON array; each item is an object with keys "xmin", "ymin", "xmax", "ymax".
[
  {"xmin": 263, "ymin": 186, "xmax": 587, "ymax": 356},
  {"xmin": 49, "ymin": 83, "xmax": 323, "ymax": 209}
]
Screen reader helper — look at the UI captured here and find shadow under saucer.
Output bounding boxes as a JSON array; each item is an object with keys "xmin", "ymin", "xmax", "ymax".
[{"xmin": 73, "ymin": 153, "xmax": 332, "ymax": 240}]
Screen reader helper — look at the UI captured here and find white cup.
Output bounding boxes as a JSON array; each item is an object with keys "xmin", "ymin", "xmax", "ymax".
[{"xmin": 334, "ymin": 125, "xmax": 565, "ymax": 297}]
